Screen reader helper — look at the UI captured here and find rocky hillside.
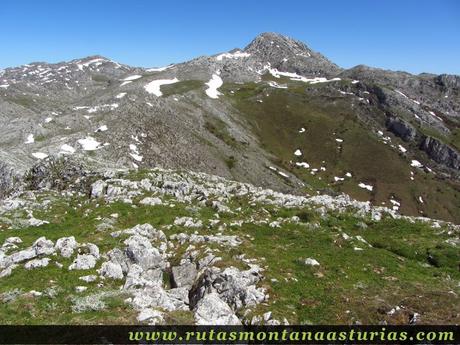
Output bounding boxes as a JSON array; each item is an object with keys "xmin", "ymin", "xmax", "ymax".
[
  {"xmin": 0, "ymin": 161, "xmax": 459, "ymax": 325},
  {"xmin": 0, "ymin": 33, "xmax": 459, "ymax": 325},
  {"xmin": 1, "ymin": 32, "xmax": 459, "ymax": 222}
]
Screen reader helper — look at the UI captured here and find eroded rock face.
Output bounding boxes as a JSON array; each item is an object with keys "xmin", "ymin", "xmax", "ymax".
[
  {"xmin": 26, "ymin": 157, "xmax": 87, "ymax": 191},
  {"xmin": 420, "ymin": 136, "xmax": 460, "ymax": 170},
  {"xmin": 124, "ymin": 235, "xmax": 165, "ymax": 270},
  {"xmin": 189, "ymin": 265, "xmax": 266, "ymax": 311},
  {"xmin": 0, "ymin": 161, "xmax": 19, "ymax": 199},
  {"xmin": 386, "ymin": 117, "xmax": 417, "ymax": 142},
  {"xmin": 171, "ymin": 262, "xmax": 198, "ymax": 288}
]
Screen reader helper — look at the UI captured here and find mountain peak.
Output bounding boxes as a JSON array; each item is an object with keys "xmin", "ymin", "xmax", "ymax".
[
  {"xmin": 245, "ymin": 32, "xmax": 311, "ymax": 54},
  {"xmin": 244, "ymin": 32, "xmax": 342, "ymax": 77}
]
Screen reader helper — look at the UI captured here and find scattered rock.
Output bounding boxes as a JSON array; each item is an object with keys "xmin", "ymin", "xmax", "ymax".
[
  {"xmin": 55, "ymin": 237, "xmax": 78, "ymax": 258},
  {"xmin": 98, "ymin": 261, "xmax": 124, "ymax": 280},
  {"xmin": 304, "ymin": 258, "xmax": 320, "ymax": 266},
  {"xmin": 69, "ymin": 254, "xmax": 97, "ymax": 270}
]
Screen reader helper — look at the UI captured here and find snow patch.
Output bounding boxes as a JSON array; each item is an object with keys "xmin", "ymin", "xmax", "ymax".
[
  {"xmin": 32, "ymin": 152, "xmax": 48, "ymax": 159},
  {"xmin": 358, "ymin": 183, "xmax": 373, "ymax": 192},
  {"xmin": 144, "ymin": 78, "xmax": 179, "ymax": 97},
  {"xmin": 295, "ymin": 162, "xmax": 310, "ymax": 168},
  {"xmin": 60, "ymin": 144, "xmax": 76, "ymax": 154},
  {"xmin": 95, "ymin": 125, "xmax": 108, "ymax": 132},
  {"xmin": 205, "ymin": 73, "xmax": 223, "ymax": 99},
  {"xmin": 216, "ymin": 51, "xmax": 251, "ymax": 61},
  {"xmin": 411, "ymin": 160, "xmax": 423, "ymax": 168},
  {"xmin": 268, "ymin": 81, "xmax": 288, "ymax": 89},
  {"xmin": 25, "ymin": 134, "xmax": 34, "ymax": 144},
  {"xmin": 146, "ymin": 65, "xmax": 174, "ymax": 72},
  {"xmin": 122, "ymin": 75, "xmax": 142, "ymax": 81},
  {"xmin": 264, "ymin": 64, "xmax": 340, "ymax": 84},
  {"xmin": 78, "ymin": 137, "xmax": 101, "ymax": 151}
]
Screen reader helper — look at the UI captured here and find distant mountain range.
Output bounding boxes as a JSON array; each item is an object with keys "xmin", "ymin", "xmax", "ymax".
[{"xmin": 1, "ymin": 32, "xmax": 459, "ymax": 222}]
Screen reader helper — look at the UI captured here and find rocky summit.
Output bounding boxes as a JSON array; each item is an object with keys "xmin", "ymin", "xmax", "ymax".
[{"xmin": 0, "ymin": 33, "xmax": 459, "ymax": 325}]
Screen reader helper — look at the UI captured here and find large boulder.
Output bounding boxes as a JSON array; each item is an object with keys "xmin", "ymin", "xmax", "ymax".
[
  {"xmin": 124, "ymin": 235, "xmax": 165, "ymax": 270},
  {"xmin": 98, "ymin": 261, "xmax": 124, "ymax": 280},
  {"xmin": 32, "ymin": 237, "xmax": 55, "ymax": 256},
  {"xmin": 55, "ymin": 237, "xmax": 78, "ymax": 258},
  {"xmin": 68, "ymin": 254, "xmax": 97, "ymax": 270},
  {"xmin": 194, "ymin": 292, "xmax": 241, "ymax": 325},
  {"xmin": 189, "ymin": 265, "xmax": 266, "ymax": 311}
]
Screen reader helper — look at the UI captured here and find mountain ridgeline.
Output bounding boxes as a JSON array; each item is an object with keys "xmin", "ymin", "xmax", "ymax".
[
  {"xmin": 0, "ymin": 32, "xmax": 459, "ymax": 222},
  {"xmin": 0, "ymin": 33, "xmax": 459, "ymax": 326}
]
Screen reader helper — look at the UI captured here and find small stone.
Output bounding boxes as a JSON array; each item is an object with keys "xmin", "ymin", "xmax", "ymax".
[{"xmin": 304, "ymin": 258, "xmax": 320, "ymax": 266}]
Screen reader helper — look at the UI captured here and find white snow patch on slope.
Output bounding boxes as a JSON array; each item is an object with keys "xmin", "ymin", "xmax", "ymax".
[
  {"xmin": 395, "ymin": 90, "xmax": 408, "ymax": 99},
  {"xmin": 146, "ymin": 65, "xmax": 174, "ymax": 72},
  {"xmin": 60, "ymin": 144, "xmax": 76, "ymax": 154},
  {"xmin": 116, "ymin": 92, "xmax": 126, "ymax": 99},
  {"xmin": 129, "ymin": 153, "xmax": 143, "ymax": 162},
  {"xmin": 429, "ymin": 111, "xmax": 443, "ymax": 122},
  {"xmin": 25, "ymin": 134, "xmax": 34, "ymax": 144},
  {"xmin": 268, "ymin": 81, "xmax": 288, "ymax": 89},
  {"xmin": 358, "ymin": 183, "xmax": 373, "ymax": 191},
  {"xmin": 205, "ymin": 73, "xmax": 223, "ymax": 99},
  {"xmin": 411, "ymin": 160, "xmax": 423, "ymax": 168},
  {"xmin": 265, "ymin": 65, "xmax": 340, "ymax": 84},
  {"xmin": 95, "ymin": 125, "xmax": 108, "ymax": 132},
  {"xmin": 77, "ymin": 58, "xmax": 106, "ymax": 70},
  {"xmin": 32, "ymin": 152, "xmax": 48, "ymax": 159},
  {"xmin": 87, "ymin": 103, "xmax": 118, "ymax": 113},
  {"xmin": 294, "ymin": 149, "xmax": 302, "ymax": 156},
  {"xmin": 295, "ymin": 162, "xmax": 310, "ymax": 168},
  {"xmin": 398, "ymin": 145, "xmax": 407, "ymax": 153},
  {"xmin": 78, "ymin": 137, "xmax": 101, "ymax": 151},
  {"xmin": 144, "ymin": 78, "xmax": 179, "ymax": 97},
  {"xmin": 123, "ymin": 75, "xmax": 142, "ymax": 81},
  {"xmin": 216, "ymin": 51, "xmax": 250, "ymax": 61},
  {"xmin": 129, "ymin": 143, "xmax": 143, "ymax": 162}
]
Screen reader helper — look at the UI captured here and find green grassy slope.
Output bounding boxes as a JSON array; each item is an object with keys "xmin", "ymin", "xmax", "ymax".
[
  {"xmin": 0, "ymin": 171, "xmax": 458, "ymax": 324},
  {"xmin": 222, "ymin": 80, "xmax": 460, "ymax": 223}
]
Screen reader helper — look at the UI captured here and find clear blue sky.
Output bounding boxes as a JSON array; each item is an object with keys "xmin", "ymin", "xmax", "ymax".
[{"xmin": 1, "ymin": 0, "xmax": 459, "ymax": 75}]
